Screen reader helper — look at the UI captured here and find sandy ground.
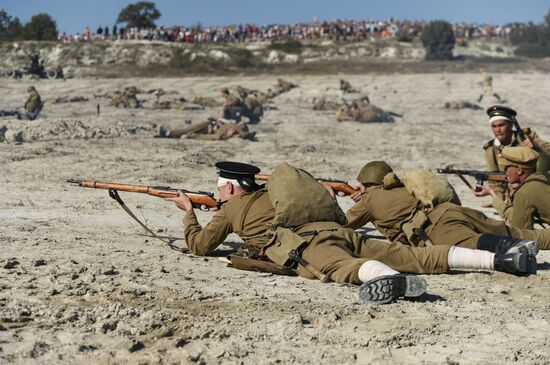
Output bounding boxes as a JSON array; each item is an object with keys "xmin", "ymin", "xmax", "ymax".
[{"xmin": 1, "ymin": 73, "xmax": 550, "ymax": 365}]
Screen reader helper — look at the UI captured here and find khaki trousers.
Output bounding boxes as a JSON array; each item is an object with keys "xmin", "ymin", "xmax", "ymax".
[
  {"xmin": 426, "ymin": 205, "xmax": 550, "ymax": 249},
  {"xmin": 297, "ymin": 226, "xmax": 450, "ymax": 285}
]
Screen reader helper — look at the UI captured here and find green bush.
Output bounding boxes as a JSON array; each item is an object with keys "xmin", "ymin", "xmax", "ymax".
[
  {"xmin": 170, "ymin": 47, "xmax": 260, "ymax": 74},
  {"xmin": 514, "ymin": 43, "xmax": 550, "ymax": 58},
  {"xmin": 268, "ymin": 39, "xmax": 303, "ymax": 54},
  {"xmin": 421, "ymin": 20, "xmax": 455, "ymax": 60},
  {"xmin": 509, "ymin": 10, "xmax": 550, "ymax": 57},
  {"xmin": 396, "ymin": 32, "xmax": 413, "ymax": 43},
  {"xmin": 23, "ymin": 13, "xmax": 58, "ymax": 40},
  {"xmin": 116, "ymin": 1, "xmax": 161, "ymax": 29},
  {"xmin": 0, "ymin": 9, "xmax": 23, "ymax": 40},
  {"xmin": 509, "ymin": 23, "xmax": 543, "ymax": 46},
  {"xmin": 226, "ymin": 48, "xmax": 255, "ymax": 68}
]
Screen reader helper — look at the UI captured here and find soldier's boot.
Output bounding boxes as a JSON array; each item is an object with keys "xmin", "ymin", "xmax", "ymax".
[
  {"xmin": 358, "ymin": 274, "xmax": 427, "ymax": 305},
  {"xmin": 476, "ymin": 233, "xmax": 539, "ymax": 256},
  {"xmin": 494, "ymin": 252, "xmax": 537, "ymax": 276}
]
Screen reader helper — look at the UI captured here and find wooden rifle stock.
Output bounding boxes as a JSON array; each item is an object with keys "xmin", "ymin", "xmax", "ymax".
[
  {"xmin": 68, "ymin": 179, "xmax": 218, "ymax": 211},
  {"xmin": 255, "ymin": 174, "xmax": 359, "ymax": 197}
]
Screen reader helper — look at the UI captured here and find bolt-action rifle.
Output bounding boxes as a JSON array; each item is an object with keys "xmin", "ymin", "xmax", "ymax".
[
  {"xmin": 67, "ymin": 179, "xmax": 218, "ymax": 251},
  {"xmin": 67, "ymin": 179, "xmax": 217, "ymax": 211}
]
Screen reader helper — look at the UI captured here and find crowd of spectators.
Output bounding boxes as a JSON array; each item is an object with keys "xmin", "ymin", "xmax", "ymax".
[{"xmin": 58, "ymin": 18, "xmax": 520, "ymax": 44}]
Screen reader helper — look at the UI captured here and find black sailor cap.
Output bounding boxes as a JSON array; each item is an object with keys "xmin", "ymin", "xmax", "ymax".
[
  {"xmin": 486, "ymin": 105, "xmax": 517, "ymax": 119},
  {"xmin": 215, "ymin": 161, "xmax": 260, "ymax": 179}
]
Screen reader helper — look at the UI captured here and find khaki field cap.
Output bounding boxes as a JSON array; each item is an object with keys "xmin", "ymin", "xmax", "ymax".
[
  {"xmin": 498, "ymin": 146, "xmax": 539, "ymax": 169},
  {"xmin": 357, "ymin": 161, "xmax": 393, "ymax": 185},
  {"xmin": 27, "ymin": 86, "xmax": 35, "ymax": 92}
]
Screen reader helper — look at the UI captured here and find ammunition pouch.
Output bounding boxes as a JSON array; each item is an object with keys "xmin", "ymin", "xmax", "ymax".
[{"xmin": 264, "ymin": 227, "xmax": 311, "ymax": 267}]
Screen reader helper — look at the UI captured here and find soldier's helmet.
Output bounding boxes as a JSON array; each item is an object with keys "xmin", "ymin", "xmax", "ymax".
[
  {"xmin": 357, "ymin": 161, "xmax": 393, "ymax": 185},
  {"xmin": 27, "ymin": 86, "xmax": 35, "ymax": 92},
  {"xmin": 220, "ymin": 87, "xmax": 229, "ymax": 94}
]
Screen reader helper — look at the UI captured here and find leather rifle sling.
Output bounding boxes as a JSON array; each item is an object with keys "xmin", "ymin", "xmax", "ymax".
[{"xmin": 108, "ymin": 189, "xmax": 188, "ymax": 253}]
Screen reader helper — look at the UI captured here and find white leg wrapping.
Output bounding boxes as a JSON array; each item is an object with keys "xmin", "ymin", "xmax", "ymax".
[
  {"xmin": 358, "ymin": 260, "xmax": 400, "ymax": 283},
  {"xmin": 447, "ymin": 246, "xmax": 495, "ymax": 270}
]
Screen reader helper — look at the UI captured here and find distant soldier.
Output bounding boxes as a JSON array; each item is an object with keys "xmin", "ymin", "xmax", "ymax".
[
  {"xmin": 478, "ymin": 68, "xmax": 501, "ymax": 102},
  {"xmin": 157, "ymin": 118, "xmax": 255, "ymax": 141},
  {"xmin": 444, "ymin": 100, "xmax": 482, "ymax": 110},
  {"xmin": 339, "ymin": 79, "xmax": 358, "ymax": 93},
  {"xmin": 220, "ymin": 88, "xmax": 244, "ymax": 122},
  {"xmin": 312, "ymin": 97, "xmax": 341, "ymax": 111},
  {"xmin": 122, "ymin": 87, "xmax": 141, "ymax": 108},
  {"xmin": 475, "ymin": 147, "xmax": 550, "ymax": 229},
  {"xmin": 22, "ymin": 86, "xmax": 43, "ymax": 120},
  {"xmin": 192, "ymin": 97, "xmax": 223, "ymax": 108},
  {"xmin": 239, "ymin": 91, "xmax": 263, "ymax": 124},
  {"xmin": 235, "ymin": 85, "xmax": 254, "ymax": 96},
  {"xmin": 27, "ymin": 54, "xmax": 44, "ymax": 76},
  {"xmin": 276, "ymin": 78, "xmax": 297, "ymax": 93},
  {"xmin": 482, "ymin": 105, "xmax": 550, "ymax": 201},
  {"xmin": 350, "ymin": 103, "xmax": 394, "ymax": 123},
  {"xmin": 150, "ymin": 100, "xmax": 184, "ymax": 110},
  {"xmin": 336, "ymin": 105, "xmax": 352, "ymax": 122},
  {"xmin": 265, "ymin": 88, "xmax": 281, "ymax": 99}
]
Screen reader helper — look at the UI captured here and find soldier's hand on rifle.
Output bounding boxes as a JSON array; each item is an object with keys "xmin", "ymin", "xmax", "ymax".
[
  {"xmin": 350, "ymin": 191, "xmax": 362, "ymax": 202},
  {"xmin": 164, "ymin": 190, "xmax": 193, "ymax": 211},
  {"xmin": 472, "ymin": 185, "xmax": 496, "ymax": 198},
  {"xmin": 520, "ymin": 138, "xmax": 534, "ymax": 149},
  {"xmin": 321, "ymin": 183, "xmax": 336, "ymax": 200}
]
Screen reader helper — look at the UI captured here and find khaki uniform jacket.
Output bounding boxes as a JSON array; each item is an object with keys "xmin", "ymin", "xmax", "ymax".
[
  {"xmin": 24, "ymin": 90, "xmax": 42, "ymax": 113},
  {"xmin": 243, "ymin": 97, "xmax": 262, "ymax": 113},
  {"xmin": 184, "ymin": 190, "xmax": 274, "ymax": 256},
  {"xmin": 492, "ymin": 172, "xmax": 550, "ymax": 229},
  {"xmin": 484, "ymin": 129, "xmax": 550, "ymax": 199},
  {"xmin": 345, "ymin": 186, "xmax": 418, "ymax": 239},
  {"xmin": 223, "ymin": 94, "xmax": 242, "ymax": 109}
]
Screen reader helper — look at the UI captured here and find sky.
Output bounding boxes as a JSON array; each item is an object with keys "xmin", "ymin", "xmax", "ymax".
[{"xmin": 1, "ymin": 0, "xmax": 549, "ymax": 34}]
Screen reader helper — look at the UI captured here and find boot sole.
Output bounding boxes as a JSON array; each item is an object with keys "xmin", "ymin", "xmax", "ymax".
[
  {"xmin": 517, "ymin": 253, "xmax": 537, "ymax": 276},
  {"xmin": 358, "ymin": 274, "xmax": 427, "ymax": 305},
  {"xmin": 507, "ymin": 240, "xmax": 540, "ymax": 256}
]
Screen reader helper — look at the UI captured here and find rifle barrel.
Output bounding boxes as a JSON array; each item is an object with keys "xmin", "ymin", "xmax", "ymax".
[{"xmin": 255, "ymin": 174, "xmax": 359, "ymax": 196}]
